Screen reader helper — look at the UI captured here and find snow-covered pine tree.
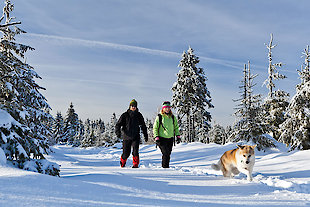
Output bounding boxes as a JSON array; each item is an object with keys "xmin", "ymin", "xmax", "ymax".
[
  {"xmin": 102, "ymin": 113, "xmax": 119, "ymax": 146},
  {"xmin": 100, "ymin": 122, "xmax": 111, "ymax": 146},
  {"xmin": 145, "ymin": 118, "xmax": 154, "ymax": 144},
  {"xmin": 0, "ymin": 0, "xmax": 59, "ymax": 175},
  {"xmin": 225, "ymin": 125, "xmax": 234, "ymax": 143},
  {"xmin": 94, "ymin": 119, "xmax": 106, "ymax": 147},
  {"xmin": 91, "ymin": 119, "xmax": 101, "ymax": 143},
  {"xmin": 208, "ymin": 123, "xmax": 227, "ymax": 145},
  {"xmin": 63, "ymin": 103, "xmax": 80, "ymax": 145},
  {"xmin": 73, "ymin": 119, "xmax": 84, "ymax": 146},
  {"xmin": 52, "ymin": 112, "xmax": 65, "ymax": 144},
  {"xmin": 80, "ymin": 118, "xmax": 106, "ymax": 147},
  {"xmin": 263, "ymin": 34, "xmax": 289, "ymax": 140},
  {"xmin": 232, "ymin": 62, "xmax": 275, "ymax": 151},
  {"xmin": 171, "ymin": 46, "xmax": 213, "ymax": 142},
  {"xmin": 80, "ymin": 119, "xmax": 95, "ymax": 147},
  {"xmin": 196, "ymin": 117, "xmax": 212, "ymax": 143},
  {"xmin": 43, "ymin": 109, "xmax": 55, "ymax": 145},
  {"xmin": 279, "ymin": 45, "xmax": 310, "ymax": 150},
  {"xmin": 297, "ymin": 45, "xmax": 310, "ymax": 89}
]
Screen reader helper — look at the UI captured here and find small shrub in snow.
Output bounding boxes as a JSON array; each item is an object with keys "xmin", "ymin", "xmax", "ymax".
[{"xmin": 22, "ymin": 159, "xmax": 60, "ymax": 176}]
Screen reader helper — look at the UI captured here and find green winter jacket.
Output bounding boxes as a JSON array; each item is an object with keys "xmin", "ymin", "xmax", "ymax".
[{"xmin": 153, "ymin": 113, "xmax": 180, "ymax": 138}]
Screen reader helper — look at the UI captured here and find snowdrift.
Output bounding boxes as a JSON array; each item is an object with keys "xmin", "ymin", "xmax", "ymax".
[{"xmin": 0, "ymin": 142, "xmax": 309, "ymax": 206}]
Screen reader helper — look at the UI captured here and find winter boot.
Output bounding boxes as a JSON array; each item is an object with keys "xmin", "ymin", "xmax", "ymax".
[
  {"xmin": 132, "ymin": 156, "xmax": 139, "ymax": 168},
  {"xmin": 120, "ymin": 157, "xmax": 127, "ymax": 168}
]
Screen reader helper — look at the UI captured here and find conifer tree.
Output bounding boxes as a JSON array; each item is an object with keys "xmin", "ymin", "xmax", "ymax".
[
  {"xmin": 232, "ymin": 62, "xmax": 275, "ymax": 151},
  {"xmin": 196, "ymin": 117, "xmax": 212, "ymax": 143},
  {"xmin": 52, "ymin": 112, "xmax": 65, "ymax": 144},
  {"xmin": 280, "ymin": 46, "xmax": 310, "ymax": 150},
  {"xmin": 80, "ymin": 118, "xmax": 106, "ymax": 147},
  {"xmin": 94, "ymin": 119, "xmax": 106, "ymax": 146},
  {"xmin": 0, "ymin": 0, "xmax": 59, "ymax": 175},
  {"xmin": 263, "ymin": 34, "xmax": 289, "ymax": 140},
  {"xmin": 63, "ymin": 103, "xmax": 80, "ymax": 145},
  {"xmin": 172, "ymin": 46, "xmax": 213, "ymax": 142},
  {"xmin": 225, "ymin": 125, "xmax": 234, "ymax": 143},
  {"xmin": 145, "ymin": 118, "xmax": 154, "ymax": 144},
  {"xmin": 81, "ymin": 119, "xmax": 95, "ymax": 147},
  {"xmin": 208, "ymin": 123, "xmax": 227, "ymax": 145},
  {"xmin": 73, "ymin": 119, "xmax": 84, "ymax": 146},
  {"xmin": 102, "ymin": 113, "xmax": 119, "ymax": 146}
]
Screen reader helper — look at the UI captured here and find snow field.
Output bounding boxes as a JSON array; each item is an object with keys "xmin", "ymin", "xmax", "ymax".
[{"xmin": 0, "ymin": 142, "xmax": 310, "ymax": 206}]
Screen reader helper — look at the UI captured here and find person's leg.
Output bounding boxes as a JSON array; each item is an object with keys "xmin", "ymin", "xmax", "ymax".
[
  {"xmin": 132, "ymin": 139, "xmax": 140, "ymax": 168},
  {"xmin": 120, "ymin": 140, "xmax": 132, "ymax": 167},
  {"xmin": 158, "ymin": 138, "xmax": 173, "ymax": 168},
  {"xmin": 164, "ymin": 138, "xmax": 173, "ymax": 168}
]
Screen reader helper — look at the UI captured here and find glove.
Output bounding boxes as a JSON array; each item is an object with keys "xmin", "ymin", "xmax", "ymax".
[
  {"xmin": 144, "ymin": 134, "xmax": 148, "ymax": 143},
  {"xmin": 176, "ymin": 135, "xmax": 181, "ymax": 144},
  {"xmin": 155, "ymin": 136, "xmax": 160, "ymax": 144}
]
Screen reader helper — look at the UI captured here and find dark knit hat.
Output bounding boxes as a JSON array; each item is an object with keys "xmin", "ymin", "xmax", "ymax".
[{"xmin": 129, "ymin": 99, "xmax": 137, "ymax": 107}]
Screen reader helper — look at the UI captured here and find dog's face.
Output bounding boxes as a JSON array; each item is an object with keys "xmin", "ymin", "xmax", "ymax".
[{"xmin": 237, "ymin": 145, "xmax": 256, "ymax": 167}]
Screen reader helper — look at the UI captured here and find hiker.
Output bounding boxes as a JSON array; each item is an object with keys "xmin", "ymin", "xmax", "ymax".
[
  {"xmin": 115, "ymin": 99, "xmax": 148, "ymax": 168},
  {"xmin": 153, "ymin": 101, "xmax": 181, "ymax": 168}
]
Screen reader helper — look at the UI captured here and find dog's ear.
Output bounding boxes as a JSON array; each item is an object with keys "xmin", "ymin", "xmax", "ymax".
[
  {"xmin": 251, "ymin": 145, "xmax": 257, "ymax": 149},
  {"xmin": 236, "ymin": 144, "xmax": 244, "ymax": 149}
]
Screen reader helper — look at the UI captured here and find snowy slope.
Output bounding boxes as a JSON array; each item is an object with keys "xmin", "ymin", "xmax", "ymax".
[{"xmin": 1, "ymin": 142, "xmax": 310, "ymax": 206}]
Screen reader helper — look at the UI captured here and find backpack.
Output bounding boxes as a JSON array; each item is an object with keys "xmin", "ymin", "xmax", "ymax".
[{"xmin": 158, "ymin": 114, "xmax": 175, "ymax": 132}]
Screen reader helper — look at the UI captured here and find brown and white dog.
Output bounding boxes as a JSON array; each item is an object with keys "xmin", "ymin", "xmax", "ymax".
[{"xmin": 211, "ymin": 145, "xmax": 256, "ymax": 181}]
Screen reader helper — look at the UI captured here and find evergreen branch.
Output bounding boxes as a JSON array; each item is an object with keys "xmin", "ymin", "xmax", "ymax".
[{"xmin": 0, "ymin": 21, "xmax": 21, "ymax": 28}]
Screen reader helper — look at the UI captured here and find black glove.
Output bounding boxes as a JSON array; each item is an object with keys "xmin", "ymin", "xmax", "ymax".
[
  {"xmin": 144, "ymin": 134, "xmax": 148, "ymax": 143},
  {"xmin": 176, "ymin": 136, "xmax": 181, "ymax": 144},
  {"xmin": 155, "ymin": 137, "xmax": 160, "ymax": 145}
]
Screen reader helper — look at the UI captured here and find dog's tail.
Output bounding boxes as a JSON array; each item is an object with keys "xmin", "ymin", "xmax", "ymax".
[{"xmin": 211, "ymin": 161, "xmax": 221, "ymax": 171}]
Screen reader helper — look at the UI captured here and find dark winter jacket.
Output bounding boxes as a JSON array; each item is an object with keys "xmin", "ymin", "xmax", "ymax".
[{"xmin": 115, "ymin": 109, "xmax": 148, "ymax": 141}]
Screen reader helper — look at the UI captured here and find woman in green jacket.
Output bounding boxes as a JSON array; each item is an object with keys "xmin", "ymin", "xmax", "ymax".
[{"xmin": 153, "ymin": 101, "xmax": 181, "ymax": 168}]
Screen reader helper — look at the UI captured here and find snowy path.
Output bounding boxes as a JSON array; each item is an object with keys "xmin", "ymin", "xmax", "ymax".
[{"xmin": 1, "ymin": 143, "xmax": 310, "ymax": 206}]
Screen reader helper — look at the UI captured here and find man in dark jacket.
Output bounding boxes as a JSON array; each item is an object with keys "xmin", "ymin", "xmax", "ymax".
[{"xmin": 115, "ymin": 99, "xmax": 148, "ymax": 168}]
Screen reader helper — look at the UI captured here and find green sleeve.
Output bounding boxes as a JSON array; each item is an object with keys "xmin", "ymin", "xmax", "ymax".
[
  {"xmin": 174, "ymin": 116, "xmax": 180, "ymax": 136},
  {"xmin": 153, "ymin": 116, "xmax": 160, "ymax": 138}
]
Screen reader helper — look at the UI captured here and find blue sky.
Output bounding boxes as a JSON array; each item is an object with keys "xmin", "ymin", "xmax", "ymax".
[{"xmin": 11, "ymin": 0, "xmax": 310, "ymax": 126}]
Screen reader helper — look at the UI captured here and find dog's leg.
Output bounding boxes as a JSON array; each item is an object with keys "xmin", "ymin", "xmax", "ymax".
[
  {"xmin": 247, "ymin": 168, "xmax": 253, "ymax": 181},
  {"xmin": 222, "ymin": 167, "xmax": 234, "ymax": 178},
  {"xmin": 231, "ymin": 167, "xmax": 240, "ymax": 175},
  {"xmin": 246, "ymin": 171, "xmax": 253, "ymax": 181},
  {"xmin": 240, "ymin": 169, "xmax": 253, "ymax": 181},
  {"xmin": 223, "ymin": 170, "xmax": 232, "ymax": 178},
  {"xmin": 221, "ymin": 165, "xmax": 231, "ymax": 178}
]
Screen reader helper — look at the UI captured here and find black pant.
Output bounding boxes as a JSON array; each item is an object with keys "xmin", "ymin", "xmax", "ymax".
[
  {"xmin": 158, "ymin": 137, "xmax": 173, "ymax": 168},
  {"xmin": 121, "ymin": 139, "xmax": 140, "ymax": 160}
]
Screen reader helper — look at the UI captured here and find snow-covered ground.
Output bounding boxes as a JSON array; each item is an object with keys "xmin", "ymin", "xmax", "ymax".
[{"xmin": 1, "ymin": 142, "xmax": 310, "ymax": 206}]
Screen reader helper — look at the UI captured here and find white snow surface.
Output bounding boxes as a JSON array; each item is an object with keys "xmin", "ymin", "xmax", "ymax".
[
  {"xmin": 0, "ymin": 109, "xmax": 19, "ymax": 128},
  {"xmin": 1, "ymin": 142, "xmax": 310, "ymax": 206}
]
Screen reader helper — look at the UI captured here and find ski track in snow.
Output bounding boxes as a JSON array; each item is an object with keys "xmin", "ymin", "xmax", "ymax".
[
  {"xmin": 56, "ymin": 143, "xmax": 310, "ymax": 205},
  {"xmin": 1, "ymin": 143, "xmax": 310, "ymax": 206}
]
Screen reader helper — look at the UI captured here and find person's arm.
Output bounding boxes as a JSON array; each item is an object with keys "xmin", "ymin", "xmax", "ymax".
[
  {"xmin": 153, "ymin": 115, "xmax": 160, "ymax": 138},
  {"xmin": 115, "ymin": 113, "xmax": 124, "ymax": 138},
  {"xmin": 139, "ymin": 113, "xmax": 148, "ymax": 142},
  {"xmin": 173, "ymin": 116, "xmax": 180, "ymax": 136}
]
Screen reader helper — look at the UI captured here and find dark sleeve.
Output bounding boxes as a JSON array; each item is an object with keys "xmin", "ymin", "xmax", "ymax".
[
  {"xmin": 139, "ymin": 113, "xmax": 148, "ymax": 138},
  {"xmin": 115, "ymin": 113, "xmax": 125, "ymax": 137}
]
